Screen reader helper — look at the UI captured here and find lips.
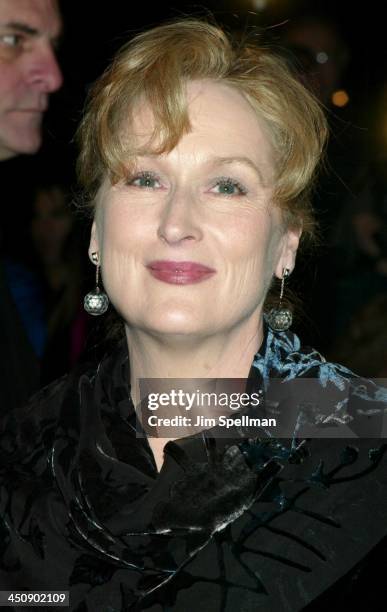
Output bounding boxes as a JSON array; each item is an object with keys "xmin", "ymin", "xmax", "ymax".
[{"xmin": 147, "ymin": 260, "xmax": 216, "ymax": 285}]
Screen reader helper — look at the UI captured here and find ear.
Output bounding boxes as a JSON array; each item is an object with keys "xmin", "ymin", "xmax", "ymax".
[
  {"xmin": 88, "ymin": 220, "xmax": 100, "ymax": 263},
  {"xmin": 274, "ymin": 225, "xmax": 302, "ymax": 279}
]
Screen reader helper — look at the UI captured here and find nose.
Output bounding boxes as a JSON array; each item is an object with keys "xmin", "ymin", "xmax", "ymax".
[
  {"xmin": 27, "ymin": 42, "xmax": 63, "ymax": 93},
  {"xmin": 157, "ymin": 187, "xmax": 203, "ymax": 246}
]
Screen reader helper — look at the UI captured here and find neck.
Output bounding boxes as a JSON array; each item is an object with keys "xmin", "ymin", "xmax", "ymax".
[{"xmin": 126, "ymin": 316, "xmax": 264, "ymax": 408}]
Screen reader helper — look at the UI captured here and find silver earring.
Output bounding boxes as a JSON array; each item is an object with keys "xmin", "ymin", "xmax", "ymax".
[
  {"xmin": 83, "ymin": 252, "xmax": 109, "ymax": 316},
  {"xmin": 267, "ymin": 268, "xmax": 293, "ymax": 332}
]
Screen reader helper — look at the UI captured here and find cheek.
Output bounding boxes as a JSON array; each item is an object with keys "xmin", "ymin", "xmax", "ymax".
[
  {"xmin": 0, "ymin": 66, "xmax": 23, "ymax": 101},
  {"xmin": 99, "ymin": 199, "xmax": 152, "ymax": 247},
  {"xmin": 97, "ymin": 204, "xmax": 149, "ymax": 286},
  {"xmin": 221, "ymin": 211, "xmax": 279, "ymax": 283},
  {"xmin": 98, "ymin": 204, "xmax": 130, "ymax": 253}
]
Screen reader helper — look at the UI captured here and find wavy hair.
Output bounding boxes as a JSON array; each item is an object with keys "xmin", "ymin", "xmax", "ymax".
[{"xmin": 76, "ymin": 18, "xmax": 328, "ymax": 245}]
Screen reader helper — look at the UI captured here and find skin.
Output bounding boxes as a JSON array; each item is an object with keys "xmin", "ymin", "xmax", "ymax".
[
  {"xmin": 89, "ymin": 81, "xmax": 300, "ymax": 469},
  {"xmin": 0, "ymin": 0, "xmax": 62, "ymax": 160}
]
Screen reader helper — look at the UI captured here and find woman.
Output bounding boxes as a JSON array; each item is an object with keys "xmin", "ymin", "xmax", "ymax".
[{"xmin": 1, "ymin": 19, "xmax": 386, "ymax": 612}]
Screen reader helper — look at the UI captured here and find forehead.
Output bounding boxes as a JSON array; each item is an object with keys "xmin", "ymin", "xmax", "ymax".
[
  {"xmin": 132, "ymin": 80, "xmax": 274, "ymax": 166},
  {"xmin": 0, "ymin": 0, "xmax": 61, "ymax": 35}
]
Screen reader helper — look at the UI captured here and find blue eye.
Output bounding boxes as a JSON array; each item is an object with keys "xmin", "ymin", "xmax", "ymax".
[
  {"xmin": 212, "ymin": 178, "xmax": 247, "ymax": 196},
  {"xmin": 127, "ymin": 171, "xmax": 161, "ymax": 189}
]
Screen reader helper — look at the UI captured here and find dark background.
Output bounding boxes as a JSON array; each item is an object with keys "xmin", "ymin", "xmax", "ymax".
[
  {"xmin": 30, "ymin": 0, "xmax": 387, "ymax": 177},
  {"xmin": 1, "ymin": 0, "xmax": 386, "ymax": 372},
  {"xmin": 57, "ymin": 0, "xmax": 387, "ymax": 157},
  {"xmin": 4, "ymin": 0, "xmax": 387, "ymax": 233}
]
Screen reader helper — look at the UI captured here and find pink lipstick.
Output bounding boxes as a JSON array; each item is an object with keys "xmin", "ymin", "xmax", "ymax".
[{"xmin": 147, "ymin": 260, "xmax": 216, "ymax": 285}]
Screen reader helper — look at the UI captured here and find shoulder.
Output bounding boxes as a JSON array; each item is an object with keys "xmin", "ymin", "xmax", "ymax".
[
  {"xmin": 271, "ymin": 327, "xmax": 385, "ymax": 388},
  {"xmin": 0, "ymin": 361, "xmax": 95, "ymax": 473},
  {"xmin": 254, "ymin": 330, "xmax": 387, "ymax": 420},
  {"xmin": 0, "ymin": 341, "xmax": 128, "ymax": 471}
]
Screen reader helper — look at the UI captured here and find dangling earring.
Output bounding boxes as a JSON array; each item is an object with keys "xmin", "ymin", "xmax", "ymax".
[
  {"xmin": 83, "ymin": 252, "xmax": 109, "ymax": 316},
  {"xmin": 267, "ymin": 267, "xmax": 293, "ymax": 332}
]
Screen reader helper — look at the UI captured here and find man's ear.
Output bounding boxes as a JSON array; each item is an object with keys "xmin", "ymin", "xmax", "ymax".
[
  {"xmin": 88, "ymin": 221, "xmax": 100, "ymax": 263},
  {"xmin": 274, "ymin": 225, "xmax": 302, "ymax": 279}
]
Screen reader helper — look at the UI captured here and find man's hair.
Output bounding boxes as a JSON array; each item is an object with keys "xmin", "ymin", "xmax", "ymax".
[{"xmin": 76, "ymin": 17, "xmax": 328, "ymax": 245}]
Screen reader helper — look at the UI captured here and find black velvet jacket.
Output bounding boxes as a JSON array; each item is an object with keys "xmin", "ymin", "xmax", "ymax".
[{"xmin": 1, "ymin": 326, "xmax": 387, "ymax": 611}]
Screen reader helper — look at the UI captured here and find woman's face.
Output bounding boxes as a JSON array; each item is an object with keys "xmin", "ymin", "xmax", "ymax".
[{"xmin": 90, "ymin": 80, "xmax": 300, "ymax": 339}]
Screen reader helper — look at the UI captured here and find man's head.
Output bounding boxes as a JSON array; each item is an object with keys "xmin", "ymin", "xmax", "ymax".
[{"xmin": 0, "ymin": 0, "xmax": 63, "ymax": 161}]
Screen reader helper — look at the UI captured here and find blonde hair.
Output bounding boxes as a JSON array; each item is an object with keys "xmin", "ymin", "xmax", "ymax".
[{"xmin": 76, "ymin": 18, "xmax": 328, "ymax": 243}]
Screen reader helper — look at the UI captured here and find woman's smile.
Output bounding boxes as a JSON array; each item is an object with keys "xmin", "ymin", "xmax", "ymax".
[{"xmin": 146, "ymin": 260, "xmax": 216, "ymax": 285}]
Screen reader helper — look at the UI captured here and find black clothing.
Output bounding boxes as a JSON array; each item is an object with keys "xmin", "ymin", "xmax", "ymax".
[
  {"xmin": 0, "ymin": 327, "xmax": 386, "ymax": 611},
  {"xmin": 0, "ymin": 260, "xmax": 39, "ymax": 416}
]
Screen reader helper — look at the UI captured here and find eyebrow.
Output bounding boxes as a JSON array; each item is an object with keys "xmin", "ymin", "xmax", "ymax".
[
  {"xmin": 211, "ymin": 156, "xmax": 266, "ymax": 185},
  {"xmin": 1, "ymin": 21, "xmax": 38, "ymax": 35},
  {"xmin": 135, "ymin": 153, "xmax": 269, "ymax": 186},
  {"xmin": 0, "ymin": 21, "xmax": 62, "ymax": 46}
]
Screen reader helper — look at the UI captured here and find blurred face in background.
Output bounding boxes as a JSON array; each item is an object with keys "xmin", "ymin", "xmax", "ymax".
[
  {"xmin": 31, "ymin": 186, "xmax": 72, "ymax": 265},
  {"xmin": 0, "ymin": 0, "xmax": 63, "ymax": 160},
  {"xmin": 283, "ymin": 20, "xmax": 347, "ymax": 105}
]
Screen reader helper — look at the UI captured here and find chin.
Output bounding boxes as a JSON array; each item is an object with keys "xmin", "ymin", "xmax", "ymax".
[
  {"xmin": 151, "ymin": 315, "xmax": 204, "ymax": 335},
  {"xmin": 125, "ymin": 309, "xmax": 209, "ymax": 338},
  {"xmin": 20, "ymin": 138, "xmax": 42, "ymax": 155},
  {"xmin": 0, "ymin": 138, "xmax": 41, "ymax": 160},
  {"xmin": 11, "ymin": 129, "xmax": 42, "ymax": 155}
]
